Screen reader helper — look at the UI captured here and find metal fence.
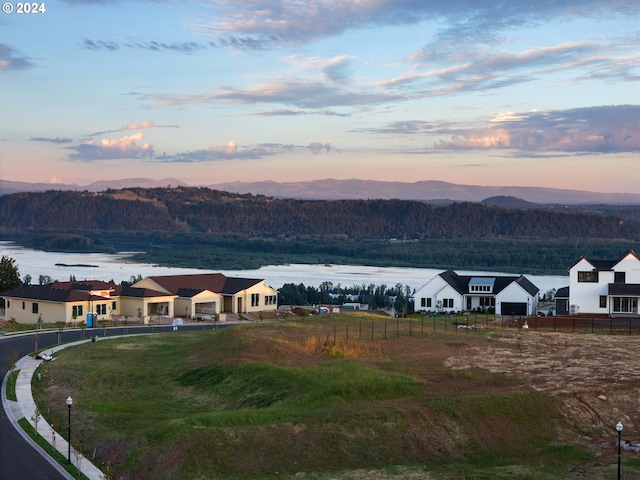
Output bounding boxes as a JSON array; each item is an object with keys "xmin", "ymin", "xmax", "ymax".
[{"xmin": 319, "ymin": 314, "xmax": 640, "ymax": 344}]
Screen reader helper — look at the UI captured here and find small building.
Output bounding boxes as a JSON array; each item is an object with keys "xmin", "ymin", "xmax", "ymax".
[
  {"xmin": 414, "ymin": 270, "xmax": 539, "ymax": 316},
  {"xmin": 554, "ymin": 286, "xmax": 570, "ymax": 315}
]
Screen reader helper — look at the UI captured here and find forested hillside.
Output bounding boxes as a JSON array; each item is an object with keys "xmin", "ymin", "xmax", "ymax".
[
  {"xmin": 2, "ymin": 187, "xmax": 638, "ymax": 274},
  {"xmin": 1, "ymin": 187, "xmax": 638, "ymax": 240}
]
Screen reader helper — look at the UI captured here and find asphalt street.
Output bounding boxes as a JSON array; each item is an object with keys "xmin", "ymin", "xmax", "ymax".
[{"xmin": 0, "ymin": 324, "xmax": 217, "ymax": 480}]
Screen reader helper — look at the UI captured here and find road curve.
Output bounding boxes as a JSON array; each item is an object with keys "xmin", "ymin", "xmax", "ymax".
[{"xmin": 0, "ymin": 324, "xmax": 220, "ymax": 480}]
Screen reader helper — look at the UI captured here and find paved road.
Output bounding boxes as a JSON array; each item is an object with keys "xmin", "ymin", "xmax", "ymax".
[{"xmin": 0, "ymin": 324, "xmax": 220, "ymax": 480}]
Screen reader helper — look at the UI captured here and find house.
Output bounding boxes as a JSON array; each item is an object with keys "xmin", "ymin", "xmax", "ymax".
[
  {"xmin": 414, "ymin": 270, "xmax": 539, "ymax": 316},
  {"xmin": 133, "ymin": 273, "xmax": 278, "ymax": 318},
  {"xmin": 1, "ymin": 273, "xmax": 278, "ymax": 325},
  {"xmin": 0, "ymin": 280, "xmax": 175, "ymax": 325},
  {"xmin": 566, "ymin": 250, "xmax": 640, "ymax": 315}
]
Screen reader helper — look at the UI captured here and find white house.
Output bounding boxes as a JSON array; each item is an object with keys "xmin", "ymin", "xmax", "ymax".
[
  {"xmin": 567, "ymin": 250, "xmax": 640, "ymax": 315},
  {"xmin": 414, "ymin": 270, "xmax": 539, "ymax": 316}
]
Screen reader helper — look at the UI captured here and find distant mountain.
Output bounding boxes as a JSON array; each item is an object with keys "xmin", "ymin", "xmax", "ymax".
[
  {"xmin": 0, "ymin": 178, "xmax": 186, "ymax": 195},
  {"xmin": 2, "ymin": 177, "xmax": 640, "ymax": 204},
  {"xmin": 209, "ymin": 179, "xmax": 640, "ymax": 205}
]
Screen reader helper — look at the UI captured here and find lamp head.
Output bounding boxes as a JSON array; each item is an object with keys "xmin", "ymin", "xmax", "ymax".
[
  {"xmin": 66, "ymin": 395, "xmax": 73, "ymax": 407},
  {"xmin": 616, "ymin": 421, "xmax": 623, "ymax": 432}
]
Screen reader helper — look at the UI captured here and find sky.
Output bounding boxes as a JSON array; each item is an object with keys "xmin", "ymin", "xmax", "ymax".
[{"xmin": 1, "ymin": 0, "xmax": 639, "ymax": 193}]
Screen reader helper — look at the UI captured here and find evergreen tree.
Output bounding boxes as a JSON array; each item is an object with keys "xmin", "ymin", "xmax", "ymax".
[{"xmin": 0, "ymin": 255, "xmax": 21, "ymax": 293}]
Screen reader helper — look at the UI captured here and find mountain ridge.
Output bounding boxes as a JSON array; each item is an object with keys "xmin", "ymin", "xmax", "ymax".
[{"xmin": 2, "ymin": 178, "xmax": 640, "ymax": 204}]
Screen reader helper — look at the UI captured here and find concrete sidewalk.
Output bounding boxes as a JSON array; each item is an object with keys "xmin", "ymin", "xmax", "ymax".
[{"xmin": 3, "ymin": 341, "xmax": 106, "ymax": 480}]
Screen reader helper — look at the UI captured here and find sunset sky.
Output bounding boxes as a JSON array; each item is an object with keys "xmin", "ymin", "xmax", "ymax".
[{"xmin": 1, "ymin": 0, "xmax": 639, "ymax": 192}]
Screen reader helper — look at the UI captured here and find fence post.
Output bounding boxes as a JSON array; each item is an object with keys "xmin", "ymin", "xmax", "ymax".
[
  {"xmin": 359, "ymin": 321, "xmax": 362, "ymax": 341},
  {"xmin": 409, "ymin": 318, "xmax": 412, "ymax": 337},
  {"xmin": 610, "ymin": 318, "xmax": 613, "ymax": 335},
  {"xmin": 346, "ymin": 324, "xmax": 349, "ymax": 343},
  {"xmin": 591, "ymin": 318, "xmax": 594, "ymax": 334},
  {"xmin": 334, "ymin": 325, "xmax": 337, "ymax": 345},
  {"xmin": 371, "ymin": 321, "xmax": 374, "ymax": 341},
  {"xmin": 384, "ymin": 321, "xmax": 387, "ymax": 339},
  {"xmin": 396, "ymin": 318, "xmax": 399, "ymax": 338}
]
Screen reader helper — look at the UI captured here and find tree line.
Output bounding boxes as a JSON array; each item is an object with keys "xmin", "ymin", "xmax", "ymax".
[{"xmin": 0, "ymin": 187, "xmax": 638, "ymax": 240}]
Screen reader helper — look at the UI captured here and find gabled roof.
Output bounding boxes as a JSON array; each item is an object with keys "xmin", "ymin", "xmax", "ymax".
[
  {"xmin": 555, "ymin": 286, "xmax": 569, "ymax": 298},
  {"xmin": 143, "ymin": 274, "xmax": 263, "ymax": 297},
  {"xmin": 1, "ymin": 285, "xmax": 109, "ymax": 302},
  {"xmin": 52, "ymin": 280, "xmax": 115, "ymax": 291},
  {"xmin": 111, "ymin": 285, "xmax": 174, "ymax": 298},
  {"xmin": 568, "ymin": 250, "xmax": 639, "ymax": 272},
  {"xmin": 438, "ymin": 270, "xmax": 539, "ymax": 296}
]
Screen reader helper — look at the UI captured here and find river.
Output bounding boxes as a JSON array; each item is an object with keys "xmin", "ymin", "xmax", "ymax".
[{"xmin": 0, "ymin": 241, "xmax": 568, "ymax": 294}]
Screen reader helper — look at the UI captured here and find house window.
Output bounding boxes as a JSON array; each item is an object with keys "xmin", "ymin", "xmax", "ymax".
[
  {"xmin": 420, "ymin": 298, "xmax": 426, "ymax": 308},
  {"xmin": 577, "ymin": 271, "xmax": 599, "ymax": 282},
  {"xmin": 22, "ymin": 301, "xmax": 25, "ymax": 310},
  {"xmin": 72, "ymin": 305, "xmax": 84, "ymax": 317},
  {"xmin": 442, "ymin": 298, "xmax": 453, "ymax": 308},
  {"xmin": 251, "ymin": 293, "xmax": 260, "ymax": 307},
  {"xmin": 32, "ymin": 303, "xmax": 39, "ymax": 314},
  {"xmin": 264, "ymin": 295, "xmax": 277, "ymax": 305},
  {"xmin": 599, "ymin": 296, "xmax": 607, "ymax": 308},
  {"xmin": 427, "ymin": 298, "xmax": 432, "ymax": 308},
  {"xmin": 613, "ymin": 297, "xmax": 638, "ymax": 313},
  {"xmin": 614, "ymin": 272, "xmax": 626, "ymax": 283},
  {"xmin": 6, "ymin": 300, "xmax": 9, "ymax": 308},
  {"xmin": 112, "ymin": 301, "xmax": 117, "ymax": 310},
  {"xmin": 97, "ymin": 304, "xmax": 107, "ymax": 315}
]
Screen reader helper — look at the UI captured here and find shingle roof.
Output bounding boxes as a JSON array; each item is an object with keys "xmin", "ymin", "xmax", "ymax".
[
  {"xmin": 146, "ymin": 274, "xmax": 263, "ymax": 296},
  {"xmin": 555, "ymin": 286, "xmax": 569, "ymax": 298},
  {"xmin": 438, "ymin": 270, "xmax": 539, "ymax": 296},
  {"xmin": 1, "ymin": 285, "xmax": 108, "ymax": 302}
]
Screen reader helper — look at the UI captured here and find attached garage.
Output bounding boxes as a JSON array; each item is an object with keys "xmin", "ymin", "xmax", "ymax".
[{"xmin": 501, "ymin": 302, "xmax": 527, "ymax": 316}]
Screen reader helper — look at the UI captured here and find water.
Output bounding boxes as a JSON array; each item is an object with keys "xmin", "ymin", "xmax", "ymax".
[{"xmin": 0, "ymin": 241, "xmax": 568, "ymax": 294}]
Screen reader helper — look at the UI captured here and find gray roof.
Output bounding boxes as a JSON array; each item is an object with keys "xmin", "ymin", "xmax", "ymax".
[{"xmin": 439, "ymin": 270, "xmax": 539, "ymax": 296}]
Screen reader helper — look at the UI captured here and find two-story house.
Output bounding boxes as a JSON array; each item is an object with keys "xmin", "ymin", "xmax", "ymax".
[
  {"xmin": 414, "ymin": 270, "xmax": 539, "ymax": 316},
  {"xmin": 567, "ymin": 250, "xmax": 640, "ymax": 315}
]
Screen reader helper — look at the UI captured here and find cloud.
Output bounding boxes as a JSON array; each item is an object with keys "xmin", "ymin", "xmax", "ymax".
[
  {"xmin": 307, "ymin": 141, "xmax": 331, "ymax": 154},
  {"xmin": 154, "ymin": 79, "xmax": 405, "ymax": 109},
  {"xmin": 30, "ymin": 136, "xmax": 73, "ymax": 144},
  {"xmin": 67, "ymin": 132, "xmax": 154, "ymax": 162},
  {"xmin": 433, "ymin": 105, "xmax": 640, "ymax": 153},
  {"xmin": 158, "ymin": 140, "xmax": 275, "ymax": 162},
  {"xmin": 0, "ymin": 44, "xmax": 35, "ymax": 71},
  {"xmin": 248, "ymin": 109, "xmax": 350, "ymax": 117},
  {"xmin": 122, "ymin": 40, "xmax": 207, "ymax": 53},
  {"xmin": 157, "ymin": 140, "xmax": 332, "ymax": 162},
  {"xmin": 88, "ymin": 121, "xmax": 179, "ymax": 137},
  {"xmin": 80, "ymin": 38, "xmax": 119, "ymax": 51},
  {"xmin": 199, "ymin": 0, "xmax": 640, "ymax": 47}
]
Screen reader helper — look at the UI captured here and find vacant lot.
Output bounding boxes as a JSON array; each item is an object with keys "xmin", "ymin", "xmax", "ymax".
[{"xmin": 34, "ymin": 315, "xmax": 640, "ymax": 479}]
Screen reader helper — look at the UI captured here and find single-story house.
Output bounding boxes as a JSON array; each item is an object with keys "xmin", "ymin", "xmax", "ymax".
[
  {"xmin": 133, "ymin": 273, "xmax": 278, "ymax": 318},
  {"xmin": 565, "ymin": 250, "xmax": 640, "ymax": 315},
  {"xmin": 1, "ymin": 273, "xmax": 278, "ymax": 325},
  {"xmin": 414, "ymin": 270, "xmax": 539, "ymax": 316}
]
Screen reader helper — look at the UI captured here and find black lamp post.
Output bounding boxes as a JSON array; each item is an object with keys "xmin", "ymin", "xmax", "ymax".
[
  {"xmin": 616, "ymin": 420, "xmax": 623, "ymax": 480},
  {"xmin": 66, "ymin": 395, "xmax": 73, "ymax": 464}
]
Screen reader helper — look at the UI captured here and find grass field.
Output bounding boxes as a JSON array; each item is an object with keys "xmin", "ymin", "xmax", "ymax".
[{"xmin": 32, "ymin": 313, "xmax": 640, "ymax": 479}]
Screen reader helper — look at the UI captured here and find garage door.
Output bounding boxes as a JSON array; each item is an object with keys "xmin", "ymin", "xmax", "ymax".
[{"xmin": 501, "ymin": 302, "xmax": 527, "ymax": 316}]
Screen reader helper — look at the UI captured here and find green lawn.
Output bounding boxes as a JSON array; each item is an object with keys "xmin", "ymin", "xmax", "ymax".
[{"xmin": 31, "ymin": 316, "xmax": 628, "ymax": 479}]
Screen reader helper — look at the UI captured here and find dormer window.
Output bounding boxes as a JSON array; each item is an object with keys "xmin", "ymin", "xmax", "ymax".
[{"xmin": 469, "ymin": 278, "xmax": 495, "ymax": 294}]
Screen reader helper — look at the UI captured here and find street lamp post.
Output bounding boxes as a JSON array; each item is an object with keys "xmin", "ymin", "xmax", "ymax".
[
  {"xmin": 616, "ymin": 420, "xmax": 623, "ymax": 480},
  {"xmin": 66, "ymin": 395, "xmax": 73, "ymax": 464}
]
